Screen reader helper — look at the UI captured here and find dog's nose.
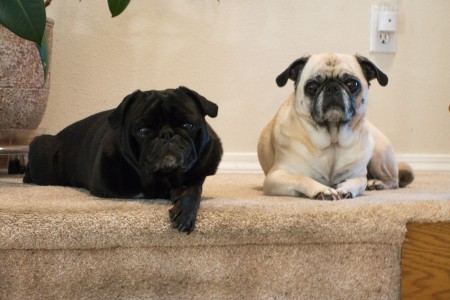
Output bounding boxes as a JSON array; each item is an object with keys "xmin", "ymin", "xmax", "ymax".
[
  {"xmin": 324, "ymin": 81, "xmax": 341, "ymax": 96},
  {"xmin": 159, "ymin": 126, "xmax": 174, "ymax": 140},
  {"xmin": 323, "ymin": 82, "xmax": 344, "ymax": 103}
]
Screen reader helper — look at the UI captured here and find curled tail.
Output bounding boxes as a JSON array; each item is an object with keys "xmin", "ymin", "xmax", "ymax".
[{"xmin": 398, "ymin": 162, "xmax": 414, "ymax": 188}]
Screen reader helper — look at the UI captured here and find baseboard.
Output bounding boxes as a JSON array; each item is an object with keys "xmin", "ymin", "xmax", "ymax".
[
  {"xmin": 219, "ymin": 153, "xmax": 262, "ymax": 173},
  {"xmin": 398, "ymin": 154, "xmax": 450, "ymax": 172},
  {"xmin": 218, "ymin": 153, "xmax": 450, "ymax": 173}
]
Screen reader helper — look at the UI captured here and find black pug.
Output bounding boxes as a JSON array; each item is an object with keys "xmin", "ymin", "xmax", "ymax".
[{"xmin": 23, "ymin": 86, "xmax": 223, "ymax": 233}]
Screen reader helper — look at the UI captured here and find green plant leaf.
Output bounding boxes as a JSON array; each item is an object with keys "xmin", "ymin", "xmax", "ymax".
[
  {"xmin": 0, "ymin": 0, "xmax": 46, "ymax": 45},
  {"xmin": 108, "ymin": 0, "xmax": 130, "ymax": 17},
  {"xmin": 36, "ymin": 30, "xmax": 49, "ymax": 82}
]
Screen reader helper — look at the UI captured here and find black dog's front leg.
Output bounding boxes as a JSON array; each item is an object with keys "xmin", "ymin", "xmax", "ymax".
[{"xmin": 169, "ymin": 184, "xmax": 203, "ymax": 234}]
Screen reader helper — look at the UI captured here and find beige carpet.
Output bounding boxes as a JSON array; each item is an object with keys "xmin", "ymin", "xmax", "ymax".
[{"xmin": 1, "ymin": 171, "xmax": 449, "ymax": 299}]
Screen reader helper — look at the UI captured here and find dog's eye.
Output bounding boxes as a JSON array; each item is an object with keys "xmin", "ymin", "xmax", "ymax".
[
  {"xmin": 137, "ymin": 127, "xmax": 150, "ymax": 137},
  {"xmin": 182, "ymin": 123, "xmax": 194, "ymax": 131},
  {"xmin": 305, "ymin": 81, "xmax": 319, "ymax": 95},
  {"xmin": 346, "ymin": 79, "xmax": 360, "ymax": 93}
]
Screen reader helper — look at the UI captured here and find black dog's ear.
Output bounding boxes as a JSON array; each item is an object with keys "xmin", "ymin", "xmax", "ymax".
[
  {"xmin": 276, "ymin": 56, "xmax": 310, "ymax": 87},
  {"xmin": 355, "ymin": 55, "xmax": 389, "ymax": 87},
  {"xmin": 108, "ymin": 90, "xmax": 143, "ymax": 129},
  {"xmin": 179, "ymin": 86, "xmax": 218, "ymax": 118}
]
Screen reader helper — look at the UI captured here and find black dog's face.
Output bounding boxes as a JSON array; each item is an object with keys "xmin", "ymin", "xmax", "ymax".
[
  {"xmin": 131, "ymin": 92, "xmax": 204, "ymax": 174},
  {"xmin": 108, "ymin": 87, "xmax": 218, "ymax": 176}
]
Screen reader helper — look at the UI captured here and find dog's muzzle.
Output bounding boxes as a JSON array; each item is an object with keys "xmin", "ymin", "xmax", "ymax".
[
  {"xmin": 144, "ymin": 127, "xmax": 196, "ymax": 174},
  {"xmin": 322, "ymin": 82, "xmax": 347, "ymax": 113},
  {"xmin": 313, "ymin": 82, "xmax": 355, "ymax": 125}
]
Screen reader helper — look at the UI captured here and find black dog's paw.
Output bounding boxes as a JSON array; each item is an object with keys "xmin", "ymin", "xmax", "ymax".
[
  {"xmin": 169, "ymin": 185, "xmax": 202, "ymax": 234},
  {"xmin": 169, "ymin": 203, "xmax": 197, "ymax": 234}
]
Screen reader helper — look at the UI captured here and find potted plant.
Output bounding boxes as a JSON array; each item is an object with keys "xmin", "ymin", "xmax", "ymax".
[
  {"xmin": 0, "ymin": 0, "xmax": 131, "ymax": 172},
  {"xmin": 0, "ymin": 0, "xmax": 131, "ymax": 78}
]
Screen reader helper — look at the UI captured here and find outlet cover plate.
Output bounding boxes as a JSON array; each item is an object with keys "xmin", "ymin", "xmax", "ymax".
[{"xmin": 370, "ymin": 5, "xmax": 396, "ymax": 53}]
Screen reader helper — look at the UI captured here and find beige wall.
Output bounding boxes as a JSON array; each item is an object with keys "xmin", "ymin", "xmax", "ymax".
[{"xmin": 43, "ymin": 0, "xmax": 450, "ymax": 155}]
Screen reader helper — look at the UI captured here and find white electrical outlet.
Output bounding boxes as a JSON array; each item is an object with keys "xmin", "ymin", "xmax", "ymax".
[
  {"xmin": 370, "ymin": 6, "xmax": 397, "ymax": 53},
  {"xmin": 378, "ymin": 32, "xmax": 391, "ymax": 44}
]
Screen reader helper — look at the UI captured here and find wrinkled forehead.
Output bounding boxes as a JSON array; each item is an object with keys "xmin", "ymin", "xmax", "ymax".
[
  {"xmin": 301, "ymin": 53, "xmax": 363, "ymax": 82},
  {"xmin": 128, "ymin": 90, "xmax": 199, "ymax": 122}
]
